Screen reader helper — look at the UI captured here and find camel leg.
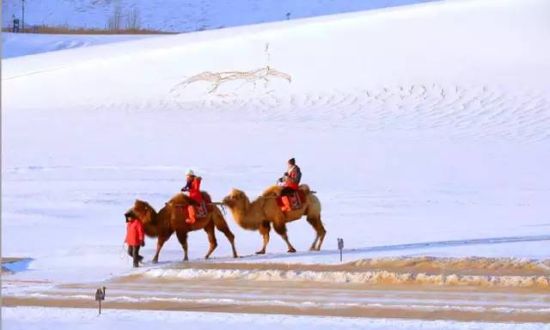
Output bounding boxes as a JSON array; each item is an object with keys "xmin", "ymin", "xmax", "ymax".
[
  {"xmin": 152, "ymin": 233, "xmax": 171, "ymax": 264},
  {"xmin": 213, "ymin": 209, "xmax": 238, "ymax": 258},
  {"xmin": 316, "ymin": 229, "xmax": 326, "ymax": 251},
  {"xmin": 315, "ymin": 217, "xmax": 327, "ymax": 251},
  {"xmin": 306, "ymin": 215, "xmax": 326, "ymax": 251},
  {"xmin": 204, "ymin": 222, "xmax": 218, "ymax": 259},
  {"xmin": 175, "ymin": 231, "xmax": 189, "ymax": 261},
  {"xmin": 216, "ymin": 223, "xmax": 238, "ymax": 258},
  {"xmin": 256, "ymin": 221, "xmax": 271, "ymax": 255},
  {"xmin": 273, "ymin": 221, "xmax": 296, "ymax": 253},
  {"xmin": 309, "ymin": 236, "xmax": 319, "ymax": 251}
]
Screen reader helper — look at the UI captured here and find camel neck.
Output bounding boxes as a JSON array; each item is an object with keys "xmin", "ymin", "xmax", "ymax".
[{"xmin": 230, "ymin": 197, "xmax": 264, "ymax": 230}]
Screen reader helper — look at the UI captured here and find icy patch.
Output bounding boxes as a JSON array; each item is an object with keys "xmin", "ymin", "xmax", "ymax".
[{"xmin": 2, "ymin": 258, "xmax": 33, "ymax": 273}]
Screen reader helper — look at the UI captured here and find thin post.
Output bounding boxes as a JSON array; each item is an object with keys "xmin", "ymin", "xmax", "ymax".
[
  {"xmin": 337, "ymin": 238, "xmax": 344, "ymax": 263},
  {"xmin": 21, "ymin": 0, "xmax": 25, "ymax": 32}
]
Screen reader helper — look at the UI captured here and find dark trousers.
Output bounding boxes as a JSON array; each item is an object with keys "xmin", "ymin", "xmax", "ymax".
[
  {"xmin": 281, "ymin": 187, "xmax": 297, "ymax": 196},
  {"xmin": 127, "ymin": 245, "xmax": 143, "ymax": 267}
]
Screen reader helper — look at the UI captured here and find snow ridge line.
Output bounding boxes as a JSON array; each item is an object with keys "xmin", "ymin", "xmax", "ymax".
[
  {"xmin": 231, "ymin": 236, "xmax": 550, "ymax": 264},
  {"xmin": 141, "ymin": 268, "xmax": 549, "ymax": 289}
]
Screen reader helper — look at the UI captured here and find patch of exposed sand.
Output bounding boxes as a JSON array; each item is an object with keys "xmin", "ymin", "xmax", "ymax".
[{"xmin": 3, "ymin": 258, "xmax": 549, "ymax": 323}]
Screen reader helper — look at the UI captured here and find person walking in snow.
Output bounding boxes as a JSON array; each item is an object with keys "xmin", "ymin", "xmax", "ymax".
[
  {"xmin": 181, "ymin": 170, "xmax": 203, "ymax": 224},
  {"xmin": 125, "ymin": 212, "xmax": 145, "ymax": 267}
]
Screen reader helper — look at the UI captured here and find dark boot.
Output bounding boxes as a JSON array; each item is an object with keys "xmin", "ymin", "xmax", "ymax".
[
  {"xmin": 132, "ymin": 246, "xmax": 140, "ymax": 267},
  {"xmin": 127, "ymin": 246, "xmax": 134, "ymax": 258}
]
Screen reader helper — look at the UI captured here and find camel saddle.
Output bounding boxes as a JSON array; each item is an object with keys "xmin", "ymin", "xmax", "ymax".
[
  {"xmin": 192, "ymin": 193, "xmax": 211, "ymax": 218},
  {"xmin": 277, "ymin": 190, "xmax": 306, "ymax": 211},
  {"xmin": 181, "ymin": 201, "xmax": 208, "ymax": 219},
  {"xmin": 195, "ymin": 201, "xmax": 208, "ymax": 218}
]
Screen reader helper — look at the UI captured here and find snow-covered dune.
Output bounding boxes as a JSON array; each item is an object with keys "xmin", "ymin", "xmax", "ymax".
[
  {"xmin": 2, "ymin": 0, "xmax": 435, "ymax": 33},
  {"xmin": 3, "ymin": 0, "xmax": 549, "ymax": 109},
  {"xmin": 2, "ymin": 0, "xmax": 434, "ymax": 58},
  {"xmin": 2, "ymin": 1, "xmax": 550, "ymax": 327},
  {"xmin": 1, "ymin": 32, "xmax": 153, "ymax": 58},
  {"xmin": 1, "ymin": 0, "xmax": 549, "ymax": 291}
]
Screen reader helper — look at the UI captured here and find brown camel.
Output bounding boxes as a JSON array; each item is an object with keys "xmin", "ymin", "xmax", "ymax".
[
  {"xmin": 126, "ymin": 191, "xmax": 238, "ymax": 263},
  {"xmin": 222, "ymin": 184, "xmax": 326, "ymax": 254}
]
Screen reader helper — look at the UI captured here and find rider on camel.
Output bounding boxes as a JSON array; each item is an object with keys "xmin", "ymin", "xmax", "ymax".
[
  {"xmin": 181, "ymin": 170, "xmax": 203, "ymax": 224},
  {"xmin": 278, "ymin": 158, "xmax": 302, "ymax": 212}
]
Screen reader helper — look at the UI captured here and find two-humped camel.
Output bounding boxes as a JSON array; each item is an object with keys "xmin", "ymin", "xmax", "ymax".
[{"xmin": 222, "ymin": 184, "xmax": 326, "ymax": 254}]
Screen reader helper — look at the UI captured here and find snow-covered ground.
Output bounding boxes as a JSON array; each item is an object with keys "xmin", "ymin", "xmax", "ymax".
[
  {"xmin": 5, "ymin": 307, "xmax": 548, "ymax": 330},
  {"xmin": 1, "ymin": 32, "xmax": 153, "ymax": 58},
  {"xmin": 2, "ymin": 0, "xmax": 435, "ymax": 32},
  {"xmin": 1, "ymin": 1, "xmax": 433, "ymax": 58},
  {"xmin": 2, "ymin": 0, "xmax": 550, "ymax": 328}
]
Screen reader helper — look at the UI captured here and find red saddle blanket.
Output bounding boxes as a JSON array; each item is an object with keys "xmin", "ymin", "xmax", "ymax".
[
  {"xmin": 181, "ymin": 201, "xmax": 208, "ymax": 219},
  {"xmin": 277, "ymin": 190, "xmax": 306, "ymax": 211}
]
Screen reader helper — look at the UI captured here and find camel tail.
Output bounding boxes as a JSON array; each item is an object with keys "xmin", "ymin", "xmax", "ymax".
[
  {"xmin": 211, "ymin": 205, "xmax": 236, "ymax": 238},
  {"xmin": 211, "ymin": 204, "xmax": 238, "ymax": 258},
  {"xmin": 211, "ymin": 205, "xmax": 228, "ymax": 228}
]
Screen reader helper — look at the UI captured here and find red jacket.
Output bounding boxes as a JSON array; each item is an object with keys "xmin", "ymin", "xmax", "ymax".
[
  {"xmin": 284, "ymin": 165, "xmax": 300, "ymax": 190},
  {"xmin": 183, "ymin": 176, "xmax": 203, "ymax": 203},
  {"xmin": 125, "ymin": 218, "xmax": 144, "ymax": 246}
]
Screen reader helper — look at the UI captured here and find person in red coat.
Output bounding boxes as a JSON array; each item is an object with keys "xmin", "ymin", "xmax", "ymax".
[
  {"xmin": 125, "ymin": 212, "xmax": 145, "ymax": 267},
  {"xmin": 181, "ymin": 170, "xmax": 203, "ymax": 224},
  {"xmin": 278, "ymin": 158, "xmax": 302, "ymax": 211}
]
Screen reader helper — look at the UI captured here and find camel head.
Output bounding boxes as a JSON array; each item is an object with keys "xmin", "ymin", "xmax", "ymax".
[
  {"xmin": 222, "ymin": 189, "xmax": 249, "ymax": 209},
  {"xmin": 125, "ymin": 199, "xmax": 156, "ymax": 224}
]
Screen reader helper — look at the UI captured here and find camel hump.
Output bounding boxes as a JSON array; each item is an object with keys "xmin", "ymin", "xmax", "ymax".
[
  {"xmin": 262, "ymin": 185, "xmax": 283, "ymax": 197},
  {"xmin": 299, "ymin": 184, "xmax": 311, "ymax": 195},
  {"xmin": 134, "ymin": 199, "xmax": 150, "ymax": 212},
  {"xmin": 201, "ymin": 191, "xmax": 212, "ymax": 204},
  {"xmin": 167, "ymin": 193, "xmax": 191, "ymax": 206}
]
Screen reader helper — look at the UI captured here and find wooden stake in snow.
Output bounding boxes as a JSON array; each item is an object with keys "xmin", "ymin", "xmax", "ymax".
[
  {"xmin": 95, "ymin": 287, "xmax": 106, "ymax": 315},
  {"xmin": 337, "ymin": 238, "xmax": 344, "ymax": 262}
]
